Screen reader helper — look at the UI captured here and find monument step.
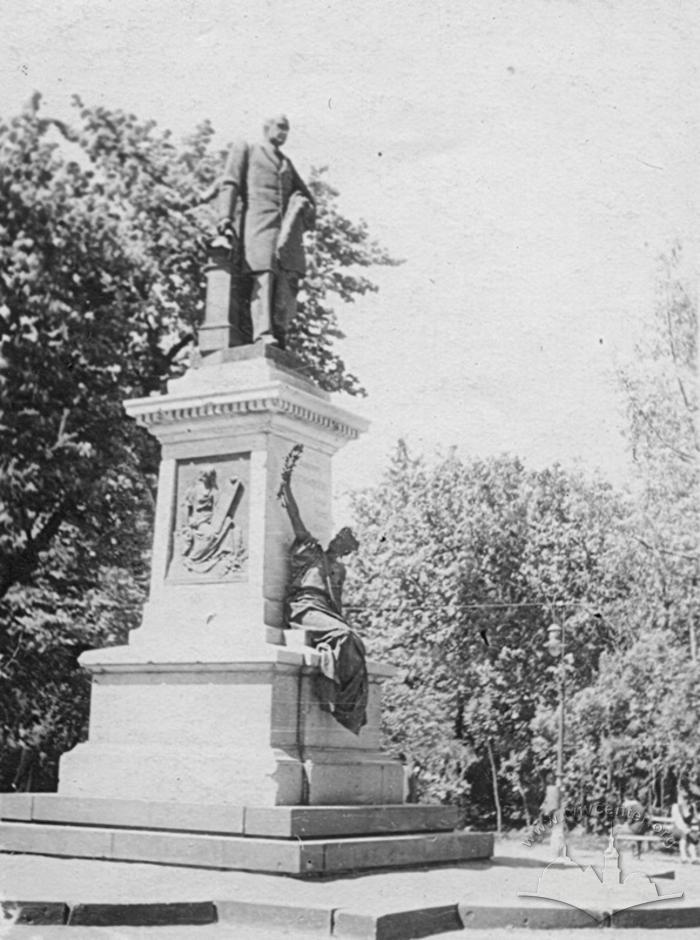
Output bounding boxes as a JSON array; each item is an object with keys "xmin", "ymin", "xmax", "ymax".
[
  {"xmin": 0, "ymin": 820, "xmax": 493, "ymax": 876},
  {"xmin": 0, "ymin": 794, "xmax": 458, "ymax": 838}
]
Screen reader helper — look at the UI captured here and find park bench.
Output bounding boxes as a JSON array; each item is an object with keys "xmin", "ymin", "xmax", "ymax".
[{"xmin": 615, "ymin": 815, "xmax": 675, "ymax": 857}]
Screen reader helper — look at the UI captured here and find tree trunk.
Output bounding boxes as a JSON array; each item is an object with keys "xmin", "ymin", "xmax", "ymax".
[
  {"xmin": 690, "ymin": 621, "xmax": 697, "ymax": 663},
  {"xmin": 514, "ymin": 768, "xmax": 531, "ymax": 825},
  {"xmin": 486, "ymin": 737, "xmax": 502, "ymax": 835}
]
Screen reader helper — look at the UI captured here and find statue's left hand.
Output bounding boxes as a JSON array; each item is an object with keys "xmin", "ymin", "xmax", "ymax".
[{"xmin": 301, "ymin": 198, "xmax": 316, "ymax": 228}]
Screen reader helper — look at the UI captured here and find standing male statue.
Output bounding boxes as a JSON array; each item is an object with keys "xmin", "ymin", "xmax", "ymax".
[{"xmin": 216, "ymin": 115, "xmax": 316, "ymax": 348}]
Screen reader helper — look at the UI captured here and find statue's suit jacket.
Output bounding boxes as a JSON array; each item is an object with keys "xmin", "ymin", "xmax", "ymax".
[{"xmin": 221, "ymin": 141, "xmax": 314, "ymax": 275}]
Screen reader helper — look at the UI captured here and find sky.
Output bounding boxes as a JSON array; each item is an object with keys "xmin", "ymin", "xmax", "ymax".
[{"xmin": 1, "ymin": 0, "xmax": 698, "ymax": 507}]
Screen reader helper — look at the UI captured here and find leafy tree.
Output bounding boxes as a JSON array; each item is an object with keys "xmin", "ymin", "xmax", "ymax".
[
  {"xmin": 348, "ymin": 443, "xmax": 627, "ymax": 827},
  {"xmin": 0, "ymin": 94, "xmax": 395, "ymax": 788},
  {"xmin": 345, "ymin": 249, "xmax": 698, "ymax": 831},
  {"xmin": 617, "ymin": 245, "xmax": 699, "ymax": 656},
  {"xmin": 562, "ymin": 631, "xmax": 700, "ymax": 813},
  {"xmin": 556, "ymin": 248, "xmax": 700, "ymax": 813},
  {"xmin": 620, "ymin": 245, "xmax": 698, "ymax": 473}
]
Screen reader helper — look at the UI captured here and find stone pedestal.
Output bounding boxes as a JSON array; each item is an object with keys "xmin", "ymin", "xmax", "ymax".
[{"xmin": 58, "ymin": 344, "xmax": 404, "ymax": 807}]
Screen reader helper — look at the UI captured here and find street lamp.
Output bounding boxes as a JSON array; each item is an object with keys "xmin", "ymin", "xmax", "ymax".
[{"xmin": 545, "ymin": 618, "xmax": 567, "ymax": 855}]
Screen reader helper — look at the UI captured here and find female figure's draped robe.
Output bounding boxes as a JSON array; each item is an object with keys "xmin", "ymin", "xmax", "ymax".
[{"xmin": 286, "ymin": 533, "xmax": 368, "ymax": 735}]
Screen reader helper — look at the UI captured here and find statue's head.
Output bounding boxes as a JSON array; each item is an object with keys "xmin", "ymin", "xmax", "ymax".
[
  {"xmin": 197, "ymin": 468, "xmax": 218, "ymax": 489},
  {"xmin": 328, "ymin": 526, "xmax": 359, "ymax": 558},
  {"xmin": 263, "ymin": 114, "xmax": 290, "ymax": 148}
]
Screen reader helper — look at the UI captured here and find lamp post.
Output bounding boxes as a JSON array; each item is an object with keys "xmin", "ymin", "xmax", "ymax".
[{"xmin": 545, "ymin": 618, "xmax": 567, "ymax": 855}]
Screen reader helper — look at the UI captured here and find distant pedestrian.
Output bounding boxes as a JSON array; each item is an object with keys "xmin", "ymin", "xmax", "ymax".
[
  {"xmin": 621, "ymin": 787, "xmax": 647, "ymax": 835},
  {"xmin": 671, "ymin": 789, "xmax": 699, "ymax": 863},
  {"xmin": 540, "ymin": 771, "xmax": 560, "ymax": 822},
  {"xmin": 399, "ymin": 753, "xmax": 419, "ymax": 803}
]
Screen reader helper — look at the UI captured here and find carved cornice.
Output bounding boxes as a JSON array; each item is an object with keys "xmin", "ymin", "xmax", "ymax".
[{"xmin": 125, "ymin": 385, "xmax": 368, "ymax": 442}]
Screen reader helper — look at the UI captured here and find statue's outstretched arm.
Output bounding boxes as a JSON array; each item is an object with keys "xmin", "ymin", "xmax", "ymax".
[
  {"xmin": 277, "ymin": 444, "xmax": 309, "ymax": 539},
  {"xmin": 279, "ymin": 476, "xmax": 309, "ymax": 540}
]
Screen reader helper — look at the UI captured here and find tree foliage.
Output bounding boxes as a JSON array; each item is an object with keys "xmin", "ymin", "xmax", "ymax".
[
  {"xmin": 562, "ymin": 632, "xmax": 700, "ymax": 810},
  {"xmin": 349, "ymin": 444, "xmax": 626, "ymax": 825},
  {"xmin": 620, "ymin": 245, "xmax": 698, "ymax": 473},
  {"xmin": 616, "ymin": 246, "xmax": 699, "ymax": 655},
  {"xmin": 558, "ymin": 248, "xmax": 700, "ymax": 809}
]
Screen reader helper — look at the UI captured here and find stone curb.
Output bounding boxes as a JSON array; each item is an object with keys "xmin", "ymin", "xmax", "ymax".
[
  {"xmin": 3, "ymin": 898, "xmax": 700, "ymax": 935},
  {"xmin": 1, "ymin": 901, "xmax": 216, "ymax": 928},
  {"xmin": 0, "ymin": 902, "xmax": 69, "ymax": 926},
  {"xmin": 68, "ymin": 901, "xmax": 217, "ymax": 927},
  {"xmin": 216, "ymin": 899, "xmax": 332, "ymax": 935},
  {"xmin": 335, "ymin": 904, "xmax": 463, "ymax": 938}
]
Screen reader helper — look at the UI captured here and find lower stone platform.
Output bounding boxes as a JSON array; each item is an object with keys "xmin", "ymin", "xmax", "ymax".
[{"xmin": 0, "ymin": 794, "xmax": 493, "ymax": 876}]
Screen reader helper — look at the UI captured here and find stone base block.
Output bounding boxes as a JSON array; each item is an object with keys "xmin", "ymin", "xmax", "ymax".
[
  {"xmin": 59, "ymin": 744, "xmax": 403, "ymax": 807},
  {"xmin": 59, "ymin": 743, "xmax": 303, "ymax": 806},
  {"xmin": 58, "ymin": 644, "xmax": 404, "ymax": 806}
]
